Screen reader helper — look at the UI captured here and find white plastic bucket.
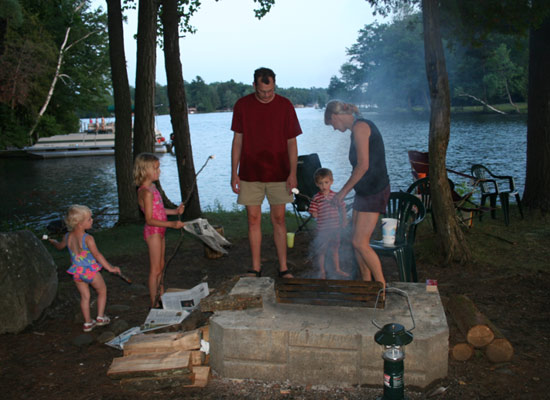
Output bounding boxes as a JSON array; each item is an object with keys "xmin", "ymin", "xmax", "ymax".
[{"xmin": 381, "ymin": 218, "xmax": 398, "ymax": 246}]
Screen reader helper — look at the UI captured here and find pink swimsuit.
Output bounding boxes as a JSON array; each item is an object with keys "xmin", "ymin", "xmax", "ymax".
[{"xmin": 138, "ymin": 184, "xmax": 167, "ymax": 240}]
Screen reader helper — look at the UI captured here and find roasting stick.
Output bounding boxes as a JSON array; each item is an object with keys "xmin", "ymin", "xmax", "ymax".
[
  {"xmin": 116, "ymin": 269, "xmax": 132, "ymax": 284},
  {"xmin": 153, "ymin": 154, "xmax": 215, "ymax": 308}
]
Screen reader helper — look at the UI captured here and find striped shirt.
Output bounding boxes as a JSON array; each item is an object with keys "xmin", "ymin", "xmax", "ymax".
[{"xmin": 309, "ymin": 190, "xmax": 346, "ymax": 231}]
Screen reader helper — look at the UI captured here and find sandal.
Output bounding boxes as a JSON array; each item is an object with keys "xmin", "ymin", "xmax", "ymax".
[
  {"xmin": 278, "ymin": 269, "xmax": 293, "ymax": 279},
  {"xmin": 83, "ymin": 320, "xmax": 96, "ymax": 332},
  {"xmin": 96, "ymin": 315, "xmax": 111, "ymax": 326},
  {"xmin": 245, "ymin": 269, "xmax": 262, "ymax": 277}
]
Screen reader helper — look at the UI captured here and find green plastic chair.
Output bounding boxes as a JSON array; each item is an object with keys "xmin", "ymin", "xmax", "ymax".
[
  {"xmin": 471, "ymin": 164, "xmax": 524, "ymax": 226},
  {"xmin": 370, "ymin": 192, "xmax": 426, "ymax": 282},
  {"xmin": 406, "ymin": 177, "xmax": 435, "ymax": 231}
]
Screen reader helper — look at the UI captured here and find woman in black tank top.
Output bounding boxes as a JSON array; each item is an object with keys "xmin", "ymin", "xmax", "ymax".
[{"xmin": 324, "ymin": 100, "xmax": 390, "ymax": 288}]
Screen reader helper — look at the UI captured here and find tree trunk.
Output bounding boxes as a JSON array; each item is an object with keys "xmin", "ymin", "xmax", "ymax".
[
  {"xmin": 422, "ymin": 0, "xmax": 471, "ymax": 264},
  {"xmin": 523, "ymin": 3, "xmax": 550, "ymax": 213},
  {"xmin": 133, "ymin": 0, "xmax": 159, "ymax": 156},
  {"xmin": 160, "ymin": 0, "xmax": 201, "ymax": 219},
  {"xmin": 27, "ymin": 26, "xmax": 71, "ymax": 144},
  {"xmin": 106, "ymin": 0, "xmax": 139, "ymax": 223}
]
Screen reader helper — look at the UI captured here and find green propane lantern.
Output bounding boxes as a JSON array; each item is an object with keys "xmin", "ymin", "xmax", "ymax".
[{"xmin": 372, "ymin": 287, "xmax": 415, "ymax": 400}]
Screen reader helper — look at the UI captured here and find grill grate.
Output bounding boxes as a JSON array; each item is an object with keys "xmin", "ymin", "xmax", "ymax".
[{"xmin": 275, "ymin": 278, "xmax": 384, "ymax": 308}]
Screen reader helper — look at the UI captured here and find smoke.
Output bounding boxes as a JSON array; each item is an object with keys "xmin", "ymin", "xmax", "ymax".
[{"xmin": 306, "ymin": 225, "xmax": 360, "ymax": 280}]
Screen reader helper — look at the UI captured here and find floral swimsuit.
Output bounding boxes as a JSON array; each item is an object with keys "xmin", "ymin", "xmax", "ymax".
[
  {"xmin": 66, "ymin": 233, "xmax": 102, "ymax": 283},
  {"xmin": 138, "ymin": 184, "xmax": 167, "ymax": 240}
]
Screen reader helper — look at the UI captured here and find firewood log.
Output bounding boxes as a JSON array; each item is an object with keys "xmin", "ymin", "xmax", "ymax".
[
  {"xmin": 451, "ymin": 342, "xmax": 475, "ymax": 361},
  {"xmin": 447, "ymin": 294, "xmax": 494, "ymax": 348},
  {"xmin": 484, "ymin": 326, "xmax": 514, "ymax": 363},
  {"xmin": 123, "ymin": 330, "xmax": 201, "ymax": 356}
]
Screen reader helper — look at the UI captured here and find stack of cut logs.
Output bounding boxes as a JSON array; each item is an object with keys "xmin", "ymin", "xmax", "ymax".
[
  {"xmin": 448, "ymin": 294, "xmax": 514, "ymax": 363},
  {"xmin": 107, "ymin": 326, "xmax": 210, "ymax": 390}
]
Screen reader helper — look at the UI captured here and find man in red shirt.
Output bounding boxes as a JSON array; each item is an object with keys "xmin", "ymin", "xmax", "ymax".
[{"xmin": 231, "ymin": 67, "xmax": 302, "ymax": 278}]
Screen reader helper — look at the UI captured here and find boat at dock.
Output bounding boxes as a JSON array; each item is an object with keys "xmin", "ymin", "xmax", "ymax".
[{"xmin": 18, "ymin": 128, "xmax": 170, "ymax": 159}]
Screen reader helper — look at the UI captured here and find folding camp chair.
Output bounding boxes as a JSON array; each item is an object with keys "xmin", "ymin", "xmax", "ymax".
[{"xmin": 292, "ymin": 153, "xmax": 321, "ymax": 233}]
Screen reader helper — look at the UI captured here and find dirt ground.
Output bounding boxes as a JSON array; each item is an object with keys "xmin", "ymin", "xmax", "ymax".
[{"xmin": 1, "ymin": 228, "xmax": 549, "ymax": 400}]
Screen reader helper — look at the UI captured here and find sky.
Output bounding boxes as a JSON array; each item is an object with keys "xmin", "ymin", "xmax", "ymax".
[{"xmin": 93, "ymin": 0, "xmax": 383, "ymax": 89}]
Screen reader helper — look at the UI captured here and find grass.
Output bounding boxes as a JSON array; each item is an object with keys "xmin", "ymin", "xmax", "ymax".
[
  {"xmin": 35, "ymin": 204, "xmax": 550, "ymax": 275},
  {"xmin": 415, "ymin": 206, "xmax": 550, "ymax": 274},
  {"xmin": 42, "ymin": 209, "xmax": 304, "ymax": 268}
]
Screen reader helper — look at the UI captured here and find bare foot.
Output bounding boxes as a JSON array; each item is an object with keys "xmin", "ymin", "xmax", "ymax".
[
  {"xmin": 278, "ymin": 269, "xmax": 293, "ymax": 279},
  {"xmin": 335, "ymin": 269, "xmax": 350, "ymax": 278}
]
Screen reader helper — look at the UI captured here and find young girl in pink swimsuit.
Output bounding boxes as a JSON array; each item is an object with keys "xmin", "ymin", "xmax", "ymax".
[
  {"xmin": 48, "ymin": 205, "xmax": 121, "ymax": 332},
  {"xmin": 134, "ymin": 153, "xmax": 185, "ymax": 308}
]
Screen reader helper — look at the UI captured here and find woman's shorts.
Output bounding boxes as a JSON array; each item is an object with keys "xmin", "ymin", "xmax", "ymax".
[
  {"xmin": 353, "ymin": 185, "xmax": 390, "ymax": 213},
  {"xmin": 237, "ymin": 181, "xmax": 293, "ymax": 206}
]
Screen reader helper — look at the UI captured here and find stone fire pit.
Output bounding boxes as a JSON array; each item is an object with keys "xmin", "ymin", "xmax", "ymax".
[{"xmin": 210, "ymin": 277, "xmax": 448, "ymax": 389}]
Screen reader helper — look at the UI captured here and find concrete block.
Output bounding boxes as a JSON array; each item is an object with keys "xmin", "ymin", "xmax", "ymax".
[
  {"xmin": 289, "ymin": 347, "xmax": 359, "ymax": 386},
  {"xmin": 223, "ymin": 360, "xmax": 287, "ymax": 381},
  {"xmin": 289, "ymin": 330, "xmax": 360, "ymax": 350},
  {"xmin": 210, "ymin": 280, "xmax": 449, "ymax": 389},
  {"xmin": 222, "ymin": 328, "xmax": 288, "ymax": 363}
]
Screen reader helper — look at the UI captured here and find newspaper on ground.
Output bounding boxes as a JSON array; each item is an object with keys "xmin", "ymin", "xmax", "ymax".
[
  {"xmin": 105, "ymin": 326, "xmax": 141, "ymax": 350},
  {"xmin": 161, "ymin": 282, "xmax": 209, "ymax": 311},
  {"xmin": 105, "ymin": 283, "xmax": 210, "ymax": 349},
  {"xmin": 184, "ymin": 218, "xmax": 231, "ymax": 254},
  {"xmin": 142, "ymin": 309, "xmax": 190, "ymax": 329}
]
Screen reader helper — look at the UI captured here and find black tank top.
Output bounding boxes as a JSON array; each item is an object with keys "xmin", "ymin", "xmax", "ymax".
[{"xmin": 348, "ymin": 118, "xmax": 390, "ymax": 195}]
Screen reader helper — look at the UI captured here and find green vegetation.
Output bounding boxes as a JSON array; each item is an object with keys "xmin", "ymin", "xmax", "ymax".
[
  {"xmin": 0, "ymin": 0, "xmax": 111, "ymax": 148},
  {"xmin": 329, "ymin": 11, "xmax": 528, "ymax": 113},
  {"xmin": 153, "ymin": 79, "xmax": 329, "ymax": 115},
  {"xmin": 41, "ymin": 207, "xmax": 549, "ymax": 276}
]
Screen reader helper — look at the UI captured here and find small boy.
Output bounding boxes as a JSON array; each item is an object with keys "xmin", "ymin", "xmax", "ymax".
[{"xmin": 308, "ymin": 168, "xmax": 349, "ymax": 279}]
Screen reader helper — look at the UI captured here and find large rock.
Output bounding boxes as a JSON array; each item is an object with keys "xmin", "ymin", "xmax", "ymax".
[{"xmin": 0, "ymin": 230, "xmax": 58, "ymax": 334}]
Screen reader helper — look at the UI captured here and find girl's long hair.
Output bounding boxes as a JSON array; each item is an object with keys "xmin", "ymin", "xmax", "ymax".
[{"xmin": 133, "ymin": 152, "xmax": 159, "ymax": 186}]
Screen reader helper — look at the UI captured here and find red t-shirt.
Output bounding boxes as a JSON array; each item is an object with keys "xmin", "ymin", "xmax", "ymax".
[{"xmin": 231, "ymin": 93, "xmax": 302, "ymax": 182}]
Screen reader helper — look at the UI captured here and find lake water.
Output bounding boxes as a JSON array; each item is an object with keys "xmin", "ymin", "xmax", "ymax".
[{"xmin": 0, "ymin": 108, "xmax": 527, "ymax": 230}]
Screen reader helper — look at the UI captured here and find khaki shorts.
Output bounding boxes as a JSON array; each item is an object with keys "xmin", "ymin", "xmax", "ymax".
[{"xmin": 238, "ymin": 181, "xmax": 293, "ymax": 206}]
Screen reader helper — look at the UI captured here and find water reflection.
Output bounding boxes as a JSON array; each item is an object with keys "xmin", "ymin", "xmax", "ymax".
[{"xmin": 0, "ymin": 109, "xmax": 527, "ymax": 230}]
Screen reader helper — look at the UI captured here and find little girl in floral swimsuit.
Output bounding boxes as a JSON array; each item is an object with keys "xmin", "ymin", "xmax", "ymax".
[
  {"xmin": 134, "ymin": 153, "xmax": 185, "ymax": 308},
  {"xmin": 48, "ymin": 205, "xmax": 121, "ymax": 332}
]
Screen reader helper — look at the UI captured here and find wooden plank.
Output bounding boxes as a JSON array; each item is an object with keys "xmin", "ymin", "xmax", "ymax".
[
  {"xmin": 190, "ymin": 350, "xmax": 206, "ymax": 366},
  {"xmin": 119, "ymin": 373, "xmax": 194, "ymax": 391},
  {"xmin": 123, "ymin": 330, "xmax": 201, "ymax": 356},
  {"xmin": 107, "ymin": 350, "xmax": 192, "ymax": 379},
  {"xmin": 278, "ymin": 290, "xmax": 376, "ymax": 301},
  {"xmin": 282, "ymin": 278, "xmax": 382, "ymax": 287},
  {"xmin": 277, "ymin": 298, "xmax": 379, "ymax": 308},
  {"xmin": 199, "ymin": 325, "xmax": 210, "ymax": 342},
  {"xmin": 184, "ymin": 366, "xmax": 210, "ymax": 388}
]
